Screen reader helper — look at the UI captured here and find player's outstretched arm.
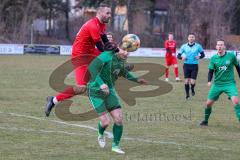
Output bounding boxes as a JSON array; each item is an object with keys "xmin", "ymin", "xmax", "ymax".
[
  {"xmin": 121, "ymin": 68, "xmax": 147, "ymax": 84},
  {"xmin": 137, "ymin": 79, "xmax": 148, "ymax": 85}
]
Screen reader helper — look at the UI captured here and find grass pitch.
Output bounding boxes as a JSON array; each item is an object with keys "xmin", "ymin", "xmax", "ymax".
[{"xmin": 0, "ymin": 55, "xmax": 240, "ymax": 160}]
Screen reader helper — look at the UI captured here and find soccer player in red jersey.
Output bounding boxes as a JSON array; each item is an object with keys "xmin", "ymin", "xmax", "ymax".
[
  {"xmin": 45, "ymin": 3, "xmax": 111, "ymax": 116},
  {"xmin": 164, "ymin": 32, "xmax": 181, "ymax": 82}
]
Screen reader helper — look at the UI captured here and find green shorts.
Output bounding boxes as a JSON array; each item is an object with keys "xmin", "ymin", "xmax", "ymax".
[
  {"xmin": 208, "ymin": 83, "xmax": 239, "ymax": 101},
  {"xmin": 88, "ymin": 87, "xmax": 121, "ymax": 115}
]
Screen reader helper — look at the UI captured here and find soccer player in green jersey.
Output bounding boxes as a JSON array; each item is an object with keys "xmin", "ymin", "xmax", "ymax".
[
  {"xmin": 88, "ymin": 42, "xmax": 147, "ymax": 154},
  {"xmin": 200, "ymin": 39, "xmax": 240, "ymax": 126}
]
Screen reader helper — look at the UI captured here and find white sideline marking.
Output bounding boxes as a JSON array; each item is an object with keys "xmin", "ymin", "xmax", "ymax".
[
  {"xmin": 0, "ymin": 111, "xmax": 230, "ymax": 151},
  {"xmin": 0, "ymin": 126, "xmax": 92, "ymax": 136},
  {"xmin": 7, "ymin": 112, "xmax": 113, "ymax": 138}
]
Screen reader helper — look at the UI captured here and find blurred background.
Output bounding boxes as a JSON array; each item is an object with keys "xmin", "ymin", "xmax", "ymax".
[{"xmin": 1, "ymin": 0, "xmax": 240, "ymax": 49}]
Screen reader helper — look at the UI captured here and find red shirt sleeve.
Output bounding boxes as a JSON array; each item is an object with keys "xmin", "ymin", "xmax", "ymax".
[{"xmin": 89, "ymin": 25, "xmax": 101, "ymax": 43}]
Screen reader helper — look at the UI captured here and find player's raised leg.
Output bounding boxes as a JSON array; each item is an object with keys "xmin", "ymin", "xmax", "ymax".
[{"xmin": 45, "ymin": 66, "xmax": 89, "ymax": 117}]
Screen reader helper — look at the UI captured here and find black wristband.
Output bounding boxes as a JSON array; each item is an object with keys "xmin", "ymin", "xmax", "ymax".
[
  {"xmin": 200, "ymin": 51, "xmax": 205, "ymax": 59},
  {"xmin": 101, "ymin": 34, "xmax": 109, "ymax": 44},
  {"xmin": 96, "ymin": 41, "xmax": 104, "ymax": 52},
  {"xmin": 177, "ymin": 53, "xmax": 182, "ymax": 60}
]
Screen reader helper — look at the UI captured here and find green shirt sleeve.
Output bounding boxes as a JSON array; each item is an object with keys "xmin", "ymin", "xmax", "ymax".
[
  {"xmin": 120, "ymin": 68, "xmax": 139, "ymax": 82},
  {"xmin": 88, "ymin": 52, "xmax": 111, "ymax": 86},
  {"xmin": 232, "ymin": 52, "xmax": 238, "ymax": 66}
]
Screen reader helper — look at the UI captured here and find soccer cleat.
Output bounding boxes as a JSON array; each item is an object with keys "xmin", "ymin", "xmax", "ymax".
[
  {"xmin": 186, "ymin": 95, "xmax": 190, "ymax": 100},
  {"xmin": 165, "ymin": 78, "xmax": 169, "ymax": 82},
  {"xmin": 199, "ymin": 120, "xmax": 208, "ymax": 126},
  {"xmin": 97, "ymin": 135, "xmax": 106, "ymax": 148},
  {"xmin": 45, "ymin": 96, "xmax": 55, "ymax": 117},
  {"xmin": 112, "ymin": 146, "xmax": 125, "ymax": 154},
  {"xmin": 175, "ymin": 77, "xmax": 182, "ymax": 82}
]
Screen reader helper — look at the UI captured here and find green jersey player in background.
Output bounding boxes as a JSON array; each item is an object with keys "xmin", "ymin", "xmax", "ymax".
[
  {"xmin": 88, "ymin": 42, "xmax": 147, "ymax": 154},
  {"xmin": 200, "ymin": 39, "xmax": 240, "ymax": 126}
]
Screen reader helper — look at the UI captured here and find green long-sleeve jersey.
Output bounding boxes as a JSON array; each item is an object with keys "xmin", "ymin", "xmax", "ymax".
[
  {"xmin": 209, "ymin": 51, "xmax": 238, "ymax": 85},
  {"xmin": 88, "ymin": 51, "xmax": 138, "ymax": 90}
]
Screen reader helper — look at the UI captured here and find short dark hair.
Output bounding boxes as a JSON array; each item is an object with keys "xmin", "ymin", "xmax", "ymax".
[
  {"xmin": 98, "ymin": 2, "xmax": 110, "ymax": 8},
  {"xmin": 188, "ymin": 33, "xmax": 195, "ymax": 36},
  {"xmin": 216, "ymin": 38, "xmax": 225, "ymax": 42},
  {"xmin": 168, "ymin": 32, "xmax": 173, "ymax": 35}
]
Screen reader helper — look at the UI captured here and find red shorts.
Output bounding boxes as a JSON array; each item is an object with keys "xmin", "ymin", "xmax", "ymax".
[
  {"xmin": 165, "ymin": 56, "xmax": 178, "ymax": 66},
  {"xmin": 74, "ymin": 65, "xmax": 90, "ymax": 85},
  {"xmin": 71, "ymin": 49, "xmax": 102, "ymax": 85}
]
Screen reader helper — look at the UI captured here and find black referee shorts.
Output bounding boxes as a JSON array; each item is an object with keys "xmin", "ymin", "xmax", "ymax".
[{"xmin": 183, "ymin": 64, "xmax": 198, "ymax": 80}]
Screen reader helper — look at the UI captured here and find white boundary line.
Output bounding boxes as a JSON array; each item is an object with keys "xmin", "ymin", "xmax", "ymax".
[
  {"xmin": 0, "ymin": 126, "xmax": 94, "ymax": 137},
  {"xmin": 0, "ymin": 111, "xmax": 231, "ymax": 151}
]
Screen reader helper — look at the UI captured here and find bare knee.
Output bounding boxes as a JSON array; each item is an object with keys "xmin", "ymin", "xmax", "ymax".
[
  {"xmin": 231, "ymin": 96, "xmax": 239, "ymax": 105},
  {"xmin": 101, "ymin": 118, "xmax": 111, "ymax": 127},
  {"xmin": 73, "ymin": 85, "xmax": 86, "ymax": 95},
  {"xmin": 113, "ymin": 114, "xmax": 123, "ymax": 125},
  {"xmin": 185, "ymin": 79, "xmax": 190, "ymax": 84},
  {"xmin": 206, "ymin": 100, "xmax": 214, "ymax": 107},
  {"xmin": 190, "ymin": 79, "xmax": 196, "ymax": 84}
]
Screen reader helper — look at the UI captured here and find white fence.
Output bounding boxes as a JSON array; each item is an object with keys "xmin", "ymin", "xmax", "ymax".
[
  {"xmin": 0, "ymin": 44, "xmax": 239, "ymax": 59},
  {"xmin": 0, "ymin": 44, "xmax": 24, "ymax": 55}
]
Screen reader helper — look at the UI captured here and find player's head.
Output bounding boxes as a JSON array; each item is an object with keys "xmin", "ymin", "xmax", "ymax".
[
  {"xmin": 117, "ymin": 47, "xmax": 129, "ymax": 60},
  {"xmin": 188, "ymin": 33, "xmax": 195, "ymax": 44},
  {"xmin": 168, "ymin": 32, "xmax": 174, "ymax": 41},
  {"xmin": 216, "ymin": 39, "xmax": 226, "ymax": 54},
  {"xmin": 106, "ymin": 32, "xmax": 114, "ymax": 42},
  {"xmin": 96, "ymin": 3, "xmax": 111, "ymax": 23}
]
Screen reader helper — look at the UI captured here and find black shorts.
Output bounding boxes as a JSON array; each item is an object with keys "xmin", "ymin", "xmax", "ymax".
[{"xmin": 183, "ymin": 64, "xmax": 198, "ymax": 80}]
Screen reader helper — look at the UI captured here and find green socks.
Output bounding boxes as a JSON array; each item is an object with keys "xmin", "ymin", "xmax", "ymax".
[
  {"xmin": 234, "ymin": 104, "xmax": 240, "ymax": 121},
  {"xmin": 98, "ymin": 122, "xmax": 106, "ymax": 136},
  {"xmin": 204, "ymin": 107, "xmax": 212, "ymax": 122},
  {"xmin": 112, "ymin": 123, "xmax": 123, "ymax": 147}
]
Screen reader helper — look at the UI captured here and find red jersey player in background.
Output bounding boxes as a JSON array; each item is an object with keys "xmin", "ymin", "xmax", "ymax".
[
  {"xmin": 45, "ymin": 3, "xmax": 112, "ymax": 117},
  {"xmin": 164, "ymin": 32, "xmax": 181, "ymax": 82}
]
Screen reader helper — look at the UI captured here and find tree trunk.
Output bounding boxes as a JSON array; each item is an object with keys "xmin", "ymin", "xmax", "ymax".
[
  {"xmin": 65, "ymin": 0, "xmax": 70, "ymax": 40},
  {"xmin": 127, "ymin": 0, "xmax": 136, "ymax": 33},
  {"xmin": 19, "ymin": 0, "xmax": 33, "ymax": 43},
  {"xmin": 149, "ymin": 0, "xmax": 156, "ymax": 34}
]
